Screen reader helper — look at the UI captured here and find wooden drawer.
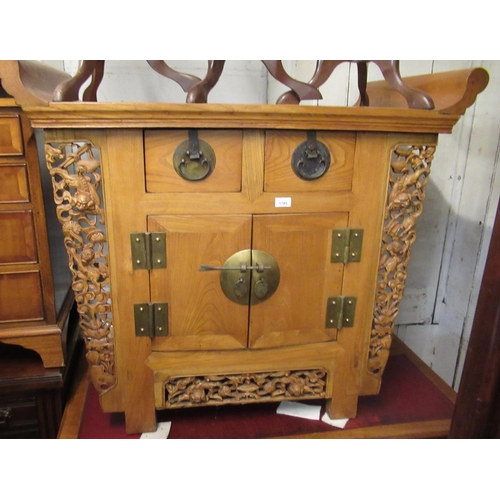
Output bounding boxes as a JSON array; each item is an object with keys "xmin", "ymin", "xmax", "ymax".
[
  {"xmin": 264, "ymin": 131, "xmax": 356, "ymax": 193},
  {"xmin": 0, "ymin": 211, "xmax": 38, "ymax": 264},
  {"xmin": 0, "ymin": 271, "xmax": 44, "ymax": 323},
  {"xmin": 0, "ymin": 115, "xmax": 24, "ymax": 156},
  {"xmin": 144, "ymin": 129, "xmax": 243, "ymax": 193},
  {"xmin": 0, "ymin": 164, "xmax": 30, "ymax": 203}
]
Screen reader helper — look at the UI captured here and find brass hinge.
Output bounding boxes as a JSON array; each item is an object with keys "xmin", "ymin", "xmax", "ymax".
[
  {"xmin": 131, "ymin": 232, "xmax": 166, "ymax": 270},
  {"xmin": 134, "ymin": 303, "xmax": 168, "ymax": 338},
  {"xmin": 326, "ymin": 296, "xmax": 357, "ymax": 329},
  {"xmin": 331, "ymin": 228, "xmax": 364, "ymax": 264}
]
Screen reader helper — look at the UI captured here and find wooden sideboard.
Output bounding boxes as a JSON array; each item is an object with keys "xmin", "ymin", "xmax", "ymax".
[
  {"xmin": 0, "ymin": 93, "xmax": 73, "ymax": 368},
  {"xmin": 17, "ymin": 66, "xmax": 487, "ymax": 435},
  {"xmin": 0, "ymin": 312, "xmax": 81, "ymax": 438}
]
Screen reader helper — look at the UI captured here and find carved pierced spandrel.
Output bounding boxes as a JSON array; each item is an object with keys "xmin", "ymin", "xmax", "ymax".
[
  {"xmin": 369, "ymin": 144, "xmax": 436, "ymax": 377},
  {"xmin": 164, "ymin": 369, "xmax": 327, "ymax": 408},
  {"xmin": 44, "ymin": 141, "xmax": 115, "ymax": 394}
]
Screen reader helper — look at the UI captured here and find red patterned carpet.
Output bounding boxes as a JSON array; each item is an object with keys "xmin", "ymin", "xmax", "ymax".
[{"xmin": 78, "ymin": 354, "xmax": 454, "ymax": 439}]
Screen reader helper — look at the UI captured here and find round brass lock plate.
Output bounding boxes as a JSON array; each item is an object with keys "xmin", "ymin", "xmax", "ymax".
[
  {"xmin": 173, "ymin": 139, "xmax": 216, "ymax": 181},
  {"xmin": 214, "ymin": 249, "xmax": 280, "ymax": 305}
]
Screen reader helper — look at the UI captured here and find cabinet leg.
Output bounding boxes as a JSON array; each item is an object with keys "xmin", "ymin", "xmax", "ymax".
[
  {"xmin": 124, "ymin": 407, "xmax": 157, "ymax": 435},
  {"xmin": 123, "ymin": 361, "xmax": 157, "ymax": 435},
  {"xmin": 325, "ymin": 394, "xmax": 358, "ymax": 420}
]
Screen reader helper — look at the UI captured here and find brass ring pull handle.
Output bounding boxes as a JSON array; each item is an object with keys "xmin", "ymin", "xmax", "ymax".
[
  {"xmin": 250, "ymin": 250, "xmax": 280, "ymax": 305},
  {"xmin": 253, "ymin": 278, "xmax": 269, "ymax": 300},
  {"xmin": 291, "ymin": 130, "xmax": 331, "ymax": 180},
  {"xmin": 173, "ymin": 129, "xmax": 216, "ymax": 181},
  {"xmin": 199, "ymin": 249, "xmax": 280, "ymax": 305},
  {"xmin": 234, "ymin": 278, "xmax": 249, "ymax": 299}
]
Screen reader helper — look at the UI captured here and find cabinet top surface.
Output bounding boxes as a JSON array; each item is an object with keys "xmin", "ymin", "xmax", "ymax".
[
  {"xmin": 0, "ymin": 98, "xmax": 18, "ymax": 108},
  {"xmin": 24, "ymin": 102, "xmax": 460, "ymax": 134}
]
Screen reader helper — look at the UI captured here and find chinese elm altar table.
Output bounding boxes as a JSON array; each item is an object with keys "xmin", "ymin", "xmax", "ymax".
[{"xmin": 22, "ymin": 66, "xmax": 487, "ymax": 434}]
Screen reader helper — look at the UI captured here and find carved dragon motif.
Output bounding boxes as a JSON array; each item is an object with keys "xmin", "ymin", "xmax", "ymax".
[
  {"xmin": 369, "ymin": 144, "xmax": 436, "ymax": 376},
  {"xmin": 164, "ymin": 369, "xmax": 327, "ymax": 408},
  {"xmin": 45, "ymin": 141, "xmax": 115, "ymax": 394}
]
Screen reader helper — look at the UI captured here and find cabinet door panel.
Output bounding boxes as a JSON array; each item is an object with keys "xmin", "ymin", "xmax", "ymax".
[
  {"xmin": 149, "ymin": 215, "xmax": 252, "ymax": 351},
  {"xmin": 249, "ymin": 213, "xmax": 348, "ymax": 348}
]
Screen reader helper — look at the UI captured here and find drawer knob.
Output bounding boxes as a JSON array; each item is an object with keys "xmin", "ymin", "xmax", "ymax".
[
  {"xmin": 173, "ymin": 129, "xmax": 216, "ymax": 181},
  {"xmin": 292, "ymin": 130, "xmax": 331, "ymax": 180}
]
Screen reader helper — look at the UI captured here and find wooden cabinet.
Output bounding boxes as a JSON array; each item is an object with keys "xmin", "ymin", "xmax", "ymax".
[
  {"xmin": 24, "ymin": 68, "xmax": 487, "ymax": 434},
  {"xmin": 0, "ymin": 316, "xmax": 80, "ymax": 438},
  {"xmin": 0, "ymin": 96, "xmax": 72, "ymax": 368}
]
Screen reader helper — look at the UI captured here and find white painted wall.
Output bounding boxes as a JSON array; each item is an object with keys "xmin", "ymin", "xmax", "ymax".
[{"xmin": 44, "ymin": 60, "xmax": 499, "ymax": 390}]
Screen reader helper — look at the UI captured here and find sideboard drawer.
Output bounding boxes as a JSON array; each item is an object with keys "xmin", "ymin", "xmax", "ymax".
[
  {"xmin": 264, "ymin": 130, "xmax": 356, "ymax": 193},
  {"xmin": 0, "ymin": 211, "xmax": 38, "ymax": 264},
  {"xmin": 0, "ymin": 115, "xmax": 23, "ymax": 156},
  {"xmin": 144, "ymin": 129, "xmax": 243, "ymax": 193},
  {"xmin": 0, "ymin": 164, "xmax": 30, "ymax": 203},
  {"xmin": 0, "ymin": 272, "xmax": 44, "ymax": 323}
]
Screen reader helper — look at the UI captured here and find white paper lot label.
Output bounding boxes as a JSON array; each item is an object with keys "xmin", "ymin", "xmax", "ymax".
[{"xmin": 275, "ymin": 197, "xmax": 292, "ymax": 208}]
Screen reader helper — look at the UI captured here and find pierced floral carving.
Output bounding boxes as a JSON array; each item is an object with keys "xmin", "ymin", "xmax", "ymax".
[
  {"xmin": 164, "ymin": 369, "xmax": 327, "ymax": 408},
  {"xmin": 45, "ymin": 141, "xmax": 115, "ymax": 394},
  {"xmin": 369, "ymin": 144, "xmax": 435, "ymax": 376}
]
